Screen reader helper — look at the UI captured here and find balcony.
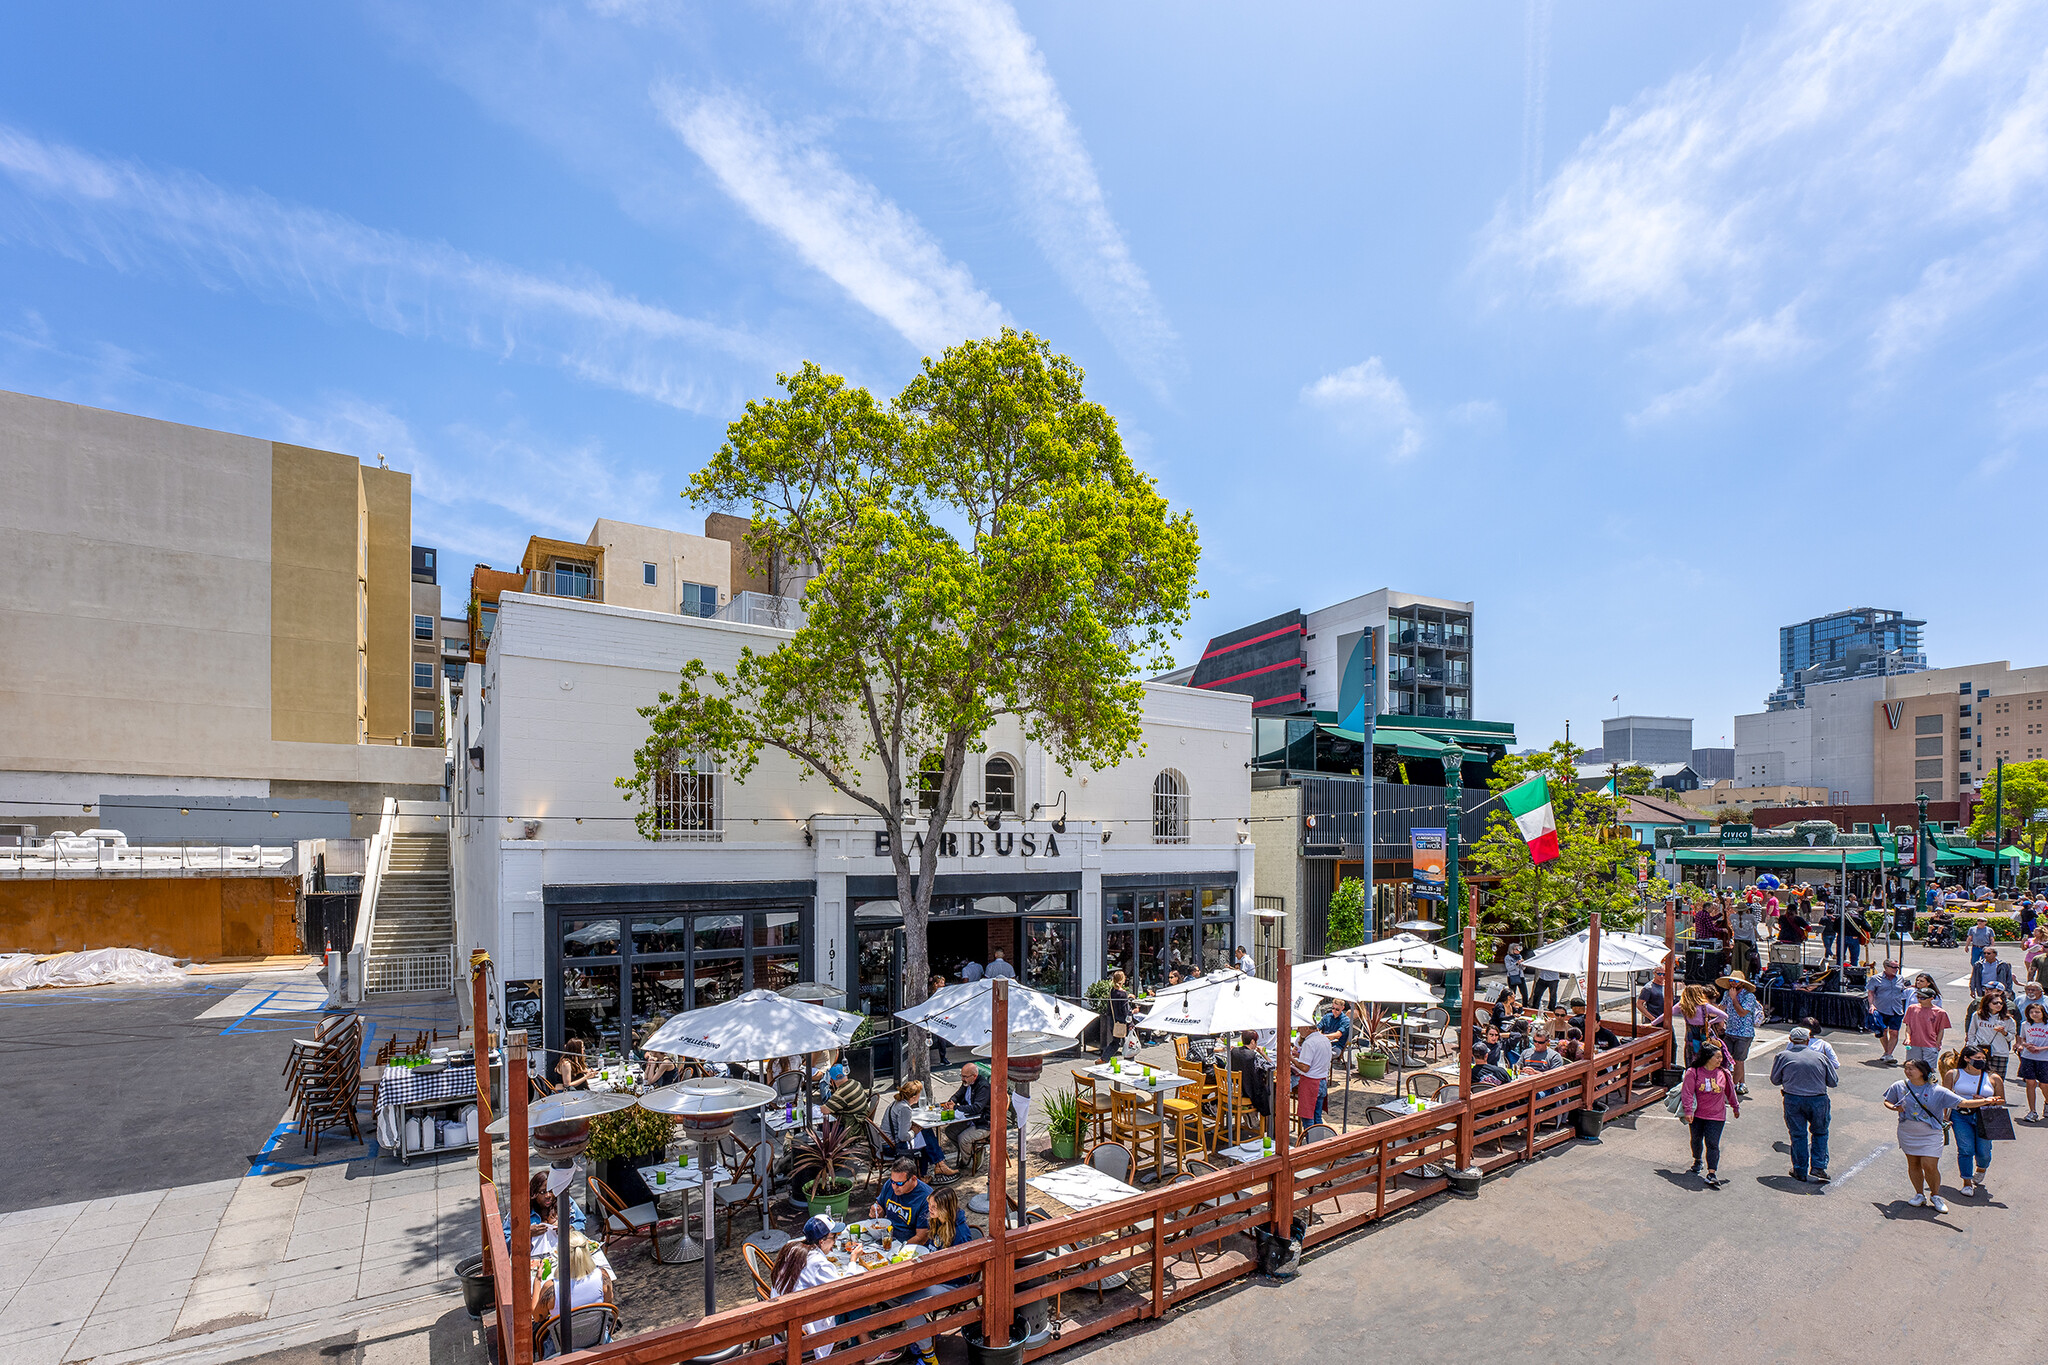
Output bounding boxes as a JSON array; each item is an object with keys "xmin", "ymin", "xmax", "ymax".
[
  {"xmin": 524, "ymin": 569, "xmax": 604, "ymax": 602},
  {"xmin": 714, "ymin": 591, "xmax": 806, "ymax": 630}
]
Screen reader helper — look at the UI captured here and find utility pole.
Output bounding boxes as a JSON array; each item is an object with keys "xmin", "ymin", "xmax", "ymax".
[{"xmin": 1994, "ymin": 758, "xmax": 2005, "ymax": 895}]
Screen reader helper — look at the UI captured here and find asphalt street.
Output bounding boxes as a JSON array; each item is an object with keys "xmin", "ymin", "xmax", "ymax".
[
  {"xmin": 0, "ymin": 972, "xmax": 456, "ymax": 1212},
  {"xmin": 1064, "ymin": 942, "xmax": 2046, "ymax": 1364}
]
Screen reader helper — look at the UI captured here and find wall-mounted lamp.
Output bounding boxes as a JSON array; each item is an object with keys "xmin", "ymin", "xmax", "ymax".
[
  {"xmin": 1030, "ymin": 790, "xmax": 1068, "ymax": 835},
  {"xmin": 1237, "ymin": 819, "xmax": 1251, "ymax": 845},
  {"xmin": 1100, "ymin": 829, "xmax": 1112, "ymax": 845},
  {"xmin": 801, "ymin": 818, "xmax": 813, "ymax": 847}
]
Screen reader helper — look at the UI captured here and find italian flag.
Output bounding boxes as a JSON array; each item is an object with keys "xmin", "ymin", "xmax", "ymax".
[{"xmin": 1502, "ymin": 774, "xmax": 1560, "ymax": 864}]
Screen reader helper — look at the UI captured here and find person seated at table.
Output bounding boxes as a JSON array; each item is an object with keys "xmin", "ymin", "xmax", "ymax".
[
  {"xmin": 555, "ymin": 1038, "xmax": 592, "ymax": 1090},
  {"xmin": 1568, "ymin": 1009, "xmax": 1620, "ymax": 1051},
  {"xmin": 771, "ymin": 1217, "xmax": 849, "ymax": 1356},
  {"xmin": 1317, "ymin": 1001, "xmax": 1353, "ymax": 1053},
  {"xmin": 826, "ymin": 1075, "xmax": 873, "ymax": 1130},
  {"xmin": 882, "ymin": 1081, "xmax": 960, "ymax": 1182},
  {"xmin": 943, "ymin": 1063, "xmax": 991, "ymax": 1165},
  {"xmin": 1470, "ymin": 1036, "xmax": 1512, "ymax": 1088},
  {"xmin": 521, "ymin": 1170, "xmax": 589, "ymax": 1260},
  {"xmin": 1518, "ymin": 1030, "xmax": 1566, "ymax": 1072},
  {"xmin": 531, "ymin": 1231, "xmax": 613, "ymax": 1353},
  {"xmin": 640, "ymin": 1048, "xmax": 686, "ymax": 1088},
  {"xmin": 1229, "ymin": 1031, "xmax": 1273, "ymax": 1132},
  {"xmin": 869, "ymin": 1158, "xmax": 934, "ymax": 1246},
  {"xmin": 1558, "ymin": 1031, "xmax": 1586, "ymax": 1063},
  {"xmin": 1488, "ymin": 987, "xmax": 1517, "ymax": 1031}
]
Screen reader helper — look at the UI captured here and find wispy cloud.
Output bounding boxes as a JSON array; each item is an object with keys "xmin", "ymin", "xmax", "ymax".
[
  {"xmin": 0, "ymin": 123, "xmax": 771, "ymax": 414},
  {"xmin": 860, "ymin": 0, "xmax": 1182, "ymax": 395},
  {"xmin": 1301, "ymin": 357, "xmax": 1423, "ymax": 459},
  {"xmin": 658, "ymin": 87, "xmax": 1006, "ymax": 356}
]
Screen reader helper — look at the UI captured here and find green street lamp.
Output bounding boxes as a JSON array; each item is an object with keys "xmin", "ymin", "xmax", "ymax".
[{"xmin": 1441, "ymin": 744, "xmax": 1467, "ymax": 1013}]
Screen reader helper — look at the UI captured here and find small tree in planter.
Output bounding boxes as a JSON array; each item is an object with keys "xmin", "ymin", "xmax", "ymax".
[
  {"xmin": 1040, "ymin": 1089, "xmax": 1082, "ymax": 1161},
  {"xmin": 788, "ymin": 1121, "xmax": 861, "ymax": 1219},
  {"xmin": 584, "ymin": 1103, "xmax": 676, "ymax": 1207}
]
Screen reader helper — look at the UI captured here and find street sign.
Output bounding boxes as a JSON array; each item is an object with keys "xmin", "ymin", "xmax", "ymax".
[
  {"xmin": 1716, "ymin": 852, "xmax": 1728, "ymax": 881},
  {"xmin": 1719, "ymin": 824, "xmax": 1753, "ymax": 847}
]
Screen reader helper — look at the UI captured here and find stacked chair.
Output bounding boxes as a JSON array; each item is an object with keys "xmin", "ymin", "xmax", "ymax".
[{"xmin": 285, "ymin": 1012, "xmax": 365, "ymax": 1154}]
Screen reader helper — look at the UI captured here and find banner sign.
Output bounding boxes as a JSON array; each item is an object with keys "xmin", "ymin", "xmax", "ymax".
[{"xmin": 1411, "ymin": 827, "xmax": 1446, "ymax": 900}]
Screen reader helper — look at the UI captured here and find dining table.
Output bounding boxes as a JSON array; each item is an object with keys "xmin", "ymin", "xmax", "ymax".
[
  {"xmin": 1080, "ymin": 1062, "xmax": 1194, "ymax": 1182},
  {"xmin": 1027, "ymin": 1164, "xmax": 1143, "ymax": 1212},
  {"xmin": 636, "ymin": 1158, "xmax": 733, "ymax": 1264}
]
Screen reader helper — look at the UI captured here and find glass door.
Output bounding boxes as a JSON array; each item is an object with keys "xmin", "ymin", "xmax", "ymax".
[{"xmin": 857, "ymin": 923, "xmax": 903, "ymax": 1017}]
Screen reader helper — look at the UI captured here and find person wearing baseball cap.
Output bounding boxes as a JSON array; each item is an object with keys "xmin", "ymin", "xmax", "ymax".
[
  {"xmin": 769, "ymin": 1216, "xmax": 849, "ymax": 1349},
  {"xmin": 1770, "ymin": 1026, "xmax": 1838, "ymax": 1182},
  {"xmin": 1866, "ymin": 960, "xmax": 1911, "ymax": 1065}
]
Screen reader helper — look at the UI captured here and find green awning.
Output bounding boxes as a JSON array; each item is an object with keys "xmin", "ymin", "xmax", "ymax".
[
  {"xmin": 1933, "ymin": 840, "xmax": 1996, "ymax": 864},
  {"xmin": 1997, "ymin": 845, "xmax": 2042, "ymax": 864},
  {"xmin": 1675, "ymin": 848, "xmax": 1887, "ymax": 870},
  {"xmin": 1332, "ymin": 724, "xmax": 1470, "ymax": 761}
]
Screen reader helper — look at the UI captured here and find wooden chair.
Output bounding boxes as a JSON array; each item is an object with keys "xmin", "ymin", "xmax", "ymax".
[
  {"xmin": 1161, "ymin": 1083, "xmax": 1207, "ymax": 1171},
  {"xmin": 1171, "ymin": 1035, "xmax": 1190, "ymax": 1062},
  {"xmin": 1407, "ymin": 1072, "xmax": 1450, "ymax": 1101},
  {"xmin": 1106, "ymin": 1090, "xmax": 1163, "ymax": 1174},
  {"xmin": 860, "ymin": 1121, "xmax": 895, "ymax": 1195},
  {"xmin": 1072, "ymin": 1075, "xmax": 1112, "ymax": 1147},
  {"xmin": 588, "ymin": 1176, "xmax": 664, "ymax": 1261},
  {"xmin": 1215, "ymin": 1067, "xmax": 1260, "ymax": 1147},
  {"xmin": 532, "ymin": 1302, "xmax": 620, "ymax": 1356}
]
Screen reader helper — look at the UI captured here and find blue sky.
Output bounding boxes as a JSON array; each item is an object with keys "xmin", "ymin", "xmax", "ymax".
[{"xmin": 4, "ymin": 2, "xmax": 2046, "ymax": 750}]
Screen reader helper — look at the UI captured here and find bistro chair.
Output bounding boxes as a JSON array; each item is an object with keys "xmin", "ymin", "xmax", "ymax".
[
  {"xmin": 532, "ymin": 1302, "xmax": 619, "ymax": 1356},
  {"xmin": 1106, "ymin": 1090, "xmax": 1163, "ymax": 1173},
  {"xmin": 742, "ymin": 1242, "xmax": 776, "ymax": 1301},
  {"xmin": 1161, "ymin": 1089, "xmax": 1207, "ymax": 1171},
  {"xmin": 1217, "ymin": 1067, "xmax": 1260, "ymax": 1147},
  {"xmin": 860, "ymin": 1120, "xmax": 895, "ymax": 1195},
  {"xmin": 715, "ymin": 1134, "xmax": 765, "ymax": 1247},
  {"xmin": 1407, "ymin": 1072, "xmax": 1450, "ymax": 1101},
  {"xmin": 588, "ymin": 1176, "xmax": 665, "ymax": 1261},
  {"xmin": 1072, "ymin": 1075, "xmax": 1112, "ymax": 1147},
  {"xmin": 1171, "ymin": 1035, "xmax": 1191, "ymax": 1063}
]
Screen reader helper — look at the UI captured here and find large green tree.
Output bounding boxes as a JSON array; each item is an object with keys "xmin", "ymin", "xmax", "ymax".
[
  {"xmin": 1968, "ymin": 759, "xmax": 2048, "ymax": 880},
  {"xmin": 1468, "ymin": 740, "xmax": 1655, "ymax": 942},
  {"xmin": 618, "ymin": 330, "xmax": 1201, "ymax": 1076}
]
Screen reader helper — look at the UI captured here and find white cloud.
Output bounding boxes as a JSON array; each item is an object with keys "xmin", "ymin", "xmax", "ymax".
[
  {"xmin": 859, "ymin": 0, "xmax": 1182, "ymax": 394},
  {"xmin": 1483, "ymin": 0, "xmax": 2048, "ymax": 377},
  {"xmin": 657, "ymin": 87, "xmax": 1006, "ymax": 356},
  {"xmin": 0, "ymin": 124, "xmax": 770, "ymax": 414},
  {"xmin": 1301, "ymin": 358, "xmax": 1423, "ymax": 459}
]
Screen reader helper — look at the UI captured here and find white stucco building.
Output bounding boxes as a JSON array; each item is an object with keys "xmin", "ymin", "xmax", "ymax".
[{"xmin": 450, "ymin": 592, "xmax": 1253, "ymax": 1056}]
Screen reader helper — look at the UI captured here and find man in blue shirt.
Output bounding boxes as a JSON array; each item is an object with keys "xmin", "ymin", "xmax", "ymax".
[
  {"xmin": 869, "ymin": 1158, "xmax": 933, "ymax": 1245},
  {"xmin": 1866, "ymin": 960, "xmax": 1912, "ymax": 1065},
  {"xmin": 983, "ymin": 950, "xmax": 1016, "ymax": 980}
]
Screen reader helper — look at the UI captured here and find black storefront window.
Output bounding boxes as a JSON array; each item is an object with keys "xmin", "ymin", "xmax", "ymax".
[
  {"xmin": 1104, "ymin": 887, "xmax": 1235, "ymax": 990},
  {"xmin": 548, "ymin": 904, "xmax": 807, "ymax": 1058},
  {"xmin": 853, "ymin": 890, "xmax": 1082, "ymax": 1012}
]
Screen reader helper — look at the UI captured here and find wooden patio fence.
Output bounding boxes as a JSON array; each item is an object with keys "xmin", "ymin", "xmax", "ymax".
[{"xmin": 472, "ymin": 911, "xmax": 1676, "ymax": 1365}]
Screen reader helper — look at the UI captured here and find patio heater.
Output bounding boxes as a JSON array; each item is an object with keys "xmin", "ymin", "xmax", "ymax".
[
  {"xmin": 639, "ymin": 1078, "xmax": 777, "ymax": 1317},
  {"xmin": 972, "ymin": 1029, "xmax": 1076, "ymax": 1229},
  {"xmin": 778, "ymin": 981, "xmax": 847, "ymax": 1008},
  {"xmin": 487, "ymin": 1088, "xmax": 638, "ymax": 1360}
]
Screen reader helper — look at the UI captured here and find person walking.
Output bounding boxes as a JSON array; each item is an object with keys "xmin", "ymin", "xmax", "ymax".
[
  {"xmin": 1770, "ymin": 1026, "xmax": 1838, "ymax": 1182},
  {"xmin": 1718, "ymin": 972, "xmax": 1764, "ymax": 1096},
  {"xmin": 1940, "ymin": 1044, "xmax": 2008, "ymax": 1198},
  {"xmin": 1729, "ymin": 896, "xmax": 1763, "ymax": 978},
  {"xmin": 1968, "ymin": 917, "xmax": 1994, "ymax": 969},
  {"xmin": 957, "ymin": 957, "xmax": 983, "ymax": 983},
  {"xmin": 1505, "ymin": 941, "xmax": 1527, "ymax": 1005},
  {"xmin": 1529, "ymin": 958, "xmax": 1562, "ymax": 1012},
  {"xmin": 1679, "ymin": 1040, "xmax": 1740, "ymax": 1188},
  {"xmin": 1881, "ymin": 1057, "xmax": 1987, "ymax": 1212},
  {"xmin": 1866, "ymin": 960, "xmax": 1911, "ymax": 1066},
  {"xmin": 1968, "ymin": 990, "xmax": 2018, "ymax": 1078},
  {"xmin": 1902, "ymin": 988, "xmax": 1951, "ymax": 1072},
  {"xmin": 1677, "ymin": 983, "xmax": 1727, "ymax": 1068},
  {"xmin": 1971, "ymin": 947, "xmax": 2015, "ymax": 1001},
  {"xmin": 2017, "ymin": 1000, "xmax": 2048, "ymax": 1122}
]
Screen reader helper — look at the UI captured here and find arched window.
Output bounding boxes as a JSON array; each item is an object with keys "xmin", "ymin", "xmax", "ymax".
[
  {"xmin": 655, "ymin": 751, "xmax": 722, "ymax": 841},
  {"xmin": 918, "ymin": 752, "xmax": 948, "ymax": 814},
  {"xmin": 983, "ymin": 755, "xmax": 1017, "ymax": 814},
  {"xmin": 1152, "ymin": 769, "xmax": 1189, "ymax": 844}
]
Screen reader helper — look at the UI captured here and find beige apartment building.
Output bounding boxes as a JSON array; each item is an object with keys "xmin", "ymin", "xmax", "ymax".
[
  {"xmin": 1872, "ymin": 661, "xmax": 2048, "ymax": 803},
  {"xmin": 1677, "ymin": 781, "xmax": 1831, "ymax": 814},
  {"xmin": 0, "ymin": 390, "xmax": 444, "ymax": 834}
]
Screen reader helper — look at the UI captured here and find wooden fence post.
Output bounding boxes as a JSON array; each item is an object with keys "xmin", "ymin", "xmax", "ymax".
[
  {"xmin": 472, "ymin": 954, "xmax": 493, "ymax": 1248},
  {"xmin": 1663, "ymin": 900, "xmax": 1678, "ymax": 1070},
  {"xmin": 982, "ymin": 979, "xmax": 1012, "ymax": 1347},
  {"xmin": 506, "ymin": 1030, "xmax": 532, "ymax": 1365},
  {"xmin": 1583, "ymin": 913, "xmax": 1602, "ymax": 1112},
  {"xmin": 1274, "ymin": 948, "xmax": 1293, "ymax": 1237}
]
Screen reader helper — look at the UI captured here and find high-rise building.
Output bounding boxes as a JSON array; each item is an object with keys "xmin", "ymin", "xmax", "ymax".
[
  {"xmin": 1602, "ymin": 715, "xmax": 1693, "ymax": 765},
  {"xmin": 1768, "ymin": 607, "xmax": 1926, "ymax": 710}
]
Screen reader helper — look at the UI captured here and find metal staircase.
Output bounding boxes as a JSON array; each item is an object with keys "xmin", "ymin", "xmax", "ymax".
[{"xmin": 364, "ymin": 830, "xmax": 454, "ymax": 994}]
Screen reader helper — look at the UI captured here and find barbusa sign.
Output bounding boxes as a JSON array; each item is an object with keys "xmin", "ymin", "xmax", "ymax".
[{"xmin": 873, "ymin": 829, "xmax": 1063, "ymax": 859}]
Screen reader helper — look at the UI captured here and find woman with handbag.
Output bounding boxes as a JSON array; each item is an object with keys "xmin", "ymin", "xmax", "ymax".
[
  {"xmin": 1101, "ymin": 970, "xmax": 1132, "ymax": 1060},
  {"xmin": 1968, "ymin": 991, "xmax": 2018, "ymax": 1078},
  {"xmin": 1882, "ymin": 1057, "xmax": 1989, "ymax": 1212},
  {"xmin": 1940, "ymin": 1044, "xmax": 2009, "ymax": 1197},
  {"xmin": 1677, "ymin": 1040, "xmax": 1740, "ymax": 1188}
]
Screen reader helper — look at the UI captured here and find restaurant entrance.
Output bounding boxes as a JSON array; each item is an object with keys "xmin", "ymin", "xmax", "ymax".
[{"xmin": 852, "ymin": 891, "xmax": 1082, "ymax": 1015}]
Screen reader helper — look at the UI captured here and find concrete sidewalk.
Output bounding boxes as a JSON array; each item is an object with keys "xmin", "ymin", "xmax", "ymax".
[{"xmin": 0, "ymin": 1150, "xmax": 481, "ymax": 1365}]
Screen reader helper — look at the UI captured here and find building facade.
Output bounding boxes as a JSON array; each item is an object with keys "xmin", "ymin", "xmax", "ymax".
[
  {"xmin": 0, "ymin": 390, "xmax": 443, "ymax": 837},
  {"xmin": 411, "ymin": 547, "xmax": 442, "ymax": 745},
  {"xmin": 1768, "ymin": 606, "xmax": 1926, "ymax": 711},
  {"xmin": 1872, "ymin": 663, "xmax": 2048, "ymax": 802},
  {"xmin": 449, "ymin": 592, "xmax": 1253, "ymax": 1057},
  {"xmin": 1602, "ymin": 715, "xmax": 1693, "ymax": 765}
]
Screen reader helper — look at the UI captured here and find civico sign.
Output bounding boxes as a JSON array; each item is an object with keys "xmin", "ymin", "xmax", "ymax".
[{"xmin": 1718, "ymin": 824, "xmax": 1753, "ymax": 847}]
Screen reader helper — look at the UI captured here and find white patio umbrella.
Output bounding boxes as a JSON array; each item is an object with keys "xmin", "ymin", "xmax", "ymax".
[
  {"xmin": 1135, "ymin": 968, "xmax": 1313, "ymax": 1037},
  {"xmin": 640, "ymin": 988, "xmax": 862, "ymax": 1065},
  {"xmin": 894, "ymin": 979, "xmax": 1096, "ymax": 1047},
  {"xmin": 564, "ymin": 921, "xmax": 620, "ymax": 946},
  {"xmin": 1335, "ymin": 932, "xmax": 1466, "ymax": 971},
  {"xmin": 1520, "ymin": 930, "xmax": 1667, "ymax": 975},
  {"xmin": 1294, "ymin": 957, "xmax": 1436, "ymax": 1127}
]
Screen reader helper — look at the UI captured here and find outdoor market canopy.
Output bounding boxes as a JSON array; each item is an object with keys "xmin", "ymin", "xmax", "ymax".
[
  {"xmin": 895, "ymin": 979, "xmax": 1096, "ymax": 1047},
  {"xmin": 1333, "ymin": 932, "xmax": 1467, "ymax": 971},
  {"xmin": 1675, "ymin": 848, "xmax": 1888, "ymax": 870},
  {"xmin": 1291, "ymin": 956, "xmax": 1435, "ymax": 1006},
  {"xmin": 640, "ymin": 989, "xmax": 862, "ymax": 1064},
  {"xmin": 1519, "ymin": 929, "xmax": 1669, "ymax": 975},
  {"xmin": 1135, "ymin": 968, "xmax": 1314, "ymax": 1035}
]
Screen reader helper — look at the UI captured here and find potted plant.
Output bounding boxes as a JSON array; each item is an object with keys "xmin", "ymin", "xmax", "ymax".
[
  {"xmin": 584, "ymin": 1103, "xmax": 675, "ymax": 1206},
  {"xmin": 1355, "ymin": 1048, "xmax": 1389, "ymax": 1081},
  {"xmin": 788, "ymin": 1120, "xmax": 859, "ymax": 1219},
  {"xmin": 1041, "ymin": 1089, "xmax": 1081, "ymax": 1161}
]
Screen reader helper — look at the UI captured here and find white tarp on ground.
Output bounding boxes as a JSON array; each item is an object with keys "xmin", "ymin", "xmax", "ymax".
[{"xmin": 0, "ymin": 948, "xmax": 188, "ymax": 992}]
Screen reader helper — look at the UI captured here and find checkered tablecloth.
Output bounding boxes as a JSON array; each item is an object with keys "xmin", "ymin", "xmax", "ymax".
[{"xmin": 377, "ymin": 1066, "xmax": 479, "ymax": 1111}]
